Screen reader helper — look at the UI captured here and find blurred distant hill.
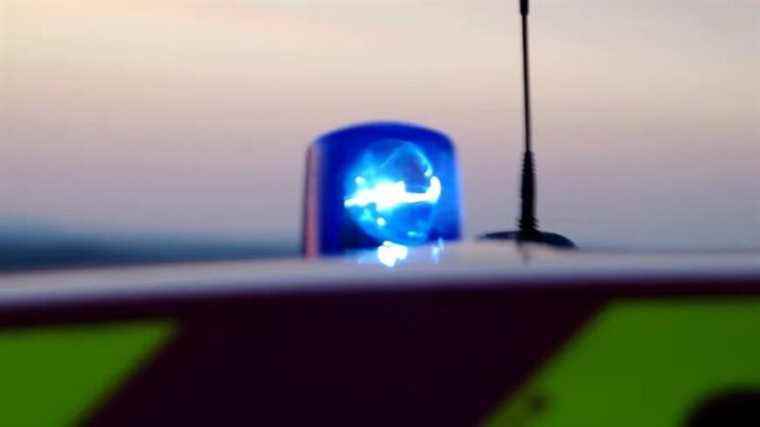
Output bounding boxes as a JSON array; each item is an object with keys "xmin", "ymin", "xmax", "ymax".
[{"xmin": 0, "ymin": 218, "xmax": 299, "ymax": 272}]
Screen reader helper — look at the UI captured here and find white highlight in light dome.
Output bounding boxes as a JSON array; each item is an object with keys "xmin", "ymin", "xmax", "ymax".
[{"xmin": 344, "ymin": 176, "xmax": 442, "ymax": 212}]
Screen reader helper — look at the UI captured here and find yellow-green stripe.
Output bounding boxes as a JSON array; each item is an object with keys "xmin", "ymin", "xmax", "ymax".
[
  {"xmin": 485, "ymin": 299, "xmax": 760, "ymax": 427},
  {"xmin": 0, "ymin": 321, "xmax": 174, "ymax": 426}
]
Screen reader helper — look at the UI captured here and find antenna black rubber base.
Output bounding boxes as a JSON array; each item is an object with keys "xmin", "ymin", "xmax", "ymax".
[{"xmin": 480, "ymin": 230, "xmax": 576, "ymax": 249}]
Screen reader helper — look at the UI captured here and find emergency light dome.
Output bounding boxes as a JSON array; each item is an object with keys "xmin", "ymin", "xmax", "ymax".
[{"xmin": 303, "ymin": 122, "xmax": 461, "ymax": 256}]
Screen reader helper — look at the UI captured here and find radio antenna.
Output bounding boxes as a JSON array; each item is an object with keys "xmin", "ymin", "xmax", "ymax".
[
  {"xmin": 518, "ymin": 0, "xmax": 537, "ymax": 234},
  {"xmin": 481, "ymin": 0, "xmax": 575, "ymax": 248}
]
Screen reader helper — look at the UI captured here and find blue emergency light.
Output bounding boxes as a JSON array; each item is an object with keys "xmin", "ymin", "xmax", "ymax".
[{"xmin": 303, "ymin": 122, "xmax": 461, "ymax": 256}]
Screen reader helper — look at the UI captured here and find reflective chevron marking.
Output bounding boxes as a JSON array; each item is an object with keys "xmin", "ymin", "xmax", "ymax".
[
  {"xmin": 484, "ymin": 299, "xmax": 760, "ymax": 427},
  {"xmin": 0, "ymin": 321, "xmax": 174, "ymax": 426}
]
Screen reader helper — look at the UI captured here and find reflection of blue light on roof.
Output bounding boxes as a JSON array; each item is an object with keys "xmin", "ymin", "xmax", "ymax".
[
  {"xmin": 376, "ymin": 241, "xmax": 408, "ymax": 267},
  {"xmin": 431, "ymin": 238, "xmax": 444, "ymax": 263},
  {"xmin": 352, "ymin": 238, "xmax": 445, "ymax": 267},
  {"xmin": 344, "ymin": 141, "xmax": 442, "ymax": 245}
]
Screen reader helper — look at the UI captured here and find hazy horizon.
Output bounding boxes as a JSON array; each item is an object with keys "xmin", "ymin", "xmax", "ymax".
[{"xmin": 2, "ymin": 0, "xmax": 758, "ymax": 250}]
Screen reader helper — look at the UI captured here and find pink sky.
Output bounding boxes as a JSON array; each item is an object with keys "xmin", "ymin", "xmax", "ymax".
[{"xmin": 2, "ymin": 0, "xmax": 758, "ymax": 248}]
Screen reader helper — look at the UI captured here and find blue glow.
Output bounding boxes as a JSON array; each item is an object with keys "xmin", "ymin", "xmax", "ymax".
[
  {"xmin": 376, "ymin": 241, "xmax": 409, "ymax": 267},
  {"xmin": 343, "ymin": 141, "xmax": 442, "ymax": 245},
  {"xmin": 353, "ymin": 238, "xmax": 444, "ymax": 267},
  {"xmin": 306, "ymin": 122, "xmax": 461, "ymax": 255},
  {"xmin": 430, "ymin": 238, "xmax": 444, "ymax": 263}
]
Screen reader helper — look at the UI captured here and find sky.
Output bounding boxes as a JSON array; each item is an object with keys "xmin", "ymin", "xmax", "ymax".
[{"xmin": 1, "ymin": 0, "xmax": 758, "ymax": 249}]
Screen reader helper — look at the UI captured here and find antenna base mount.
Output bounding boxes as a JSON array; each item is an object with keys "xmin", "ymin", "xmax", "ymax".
[{"xmin": 480, "ymin": 229, "xmax": 576, "ymax": 249}]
